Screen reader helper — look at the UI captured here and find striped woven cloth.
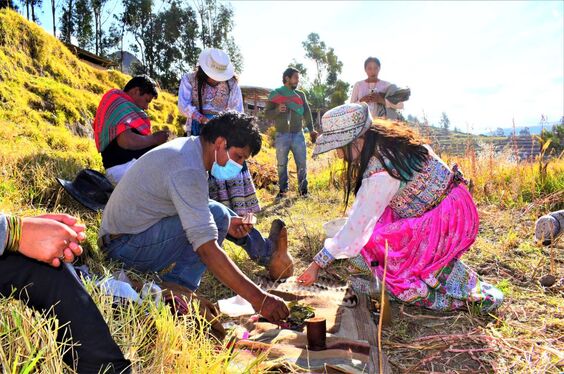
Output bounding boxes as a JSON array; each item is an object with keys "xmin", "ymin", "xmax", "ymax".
[{"xmin": 93, "ymin": 89, "xmax": 151, "ymax": 152}]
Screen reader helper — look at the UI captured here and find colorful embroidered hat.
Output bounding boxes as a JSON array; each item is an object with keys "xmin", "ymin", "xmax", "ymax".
[
  {"xmin": 198, "ymin": 48, "xmax": 235, "ymax": 82},
  {"xmin": 313, "ymin": 102, "xmax": 373, "ymax": 156}
]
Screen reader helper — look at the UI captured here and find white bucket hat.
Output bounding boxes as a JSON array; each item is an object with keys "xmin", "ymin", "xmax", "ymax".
[
  {"xmin": 198, "ymin": 48, "xmax": 235, "ymax": 82},
  {"xmin": 313, "ymin": 102, "xmax": 373, "ymax": 156}
]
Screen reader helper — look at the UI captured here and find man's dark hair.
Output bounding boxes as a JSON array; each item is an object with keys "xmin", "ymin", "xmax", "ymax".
[
  {"xmin": 282, "ymin": 67, "xmax": 300, "ymax": 84},
  {"xmin": 200, "ymin": 111, "xmax": 262, "ymax": 156},
  {"xmin": 364, "ymin": 57, "xmax": 381, "ymax": 69},
  {"xmin": 123, "ymin": 75, "xmax": 159, "ymax": 98}
]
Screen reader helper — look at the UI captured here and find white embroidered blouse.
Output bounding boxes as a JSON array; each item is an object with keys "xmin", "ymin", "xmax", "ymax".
[
  {"xmin": 315, "ymin": 171, "xmax": 400, "ymax": 266},
  {"xmin": 178, "ymin": 72, "xmax": 244, "ymax": 126}
]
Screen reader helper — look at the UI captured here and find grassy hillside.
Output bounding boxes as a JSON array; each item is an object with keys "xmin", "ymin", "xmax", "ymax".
[
  {"xmin": 0, "ymin": 9, "xmax": 183, "ymax": 213},
  {"xmin": 1, "ymin": 9, "xmax": 563, "ymax": 373}
]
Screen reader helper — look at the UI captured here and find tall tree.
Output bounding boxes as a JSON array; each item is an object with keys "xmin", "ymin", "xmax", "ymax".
[
  {"xmin": 59, "ymin": 0, "xmax": 74, "ymax": 43},
  {"xmin": 193, "ymin": 0, "xmax": 243, "ymax": 72},
  {"xmin": 74, "ymin": 0, "xmax": 93, "ymax": 49},
  {"xmin": 300, "ymin": 32, "xmax": 349, "ymax": 125},
  {"xmin": 91, "ymin": 0, "xmax": 109, "ymax": 55},
  {"xmin": 439, "ymin": 112, "xmax": 450, "ymax": 132},
  {"xmin": 29, "ymin": 0, "xmax": 41, "ymax": 22},
  {"xmin": 0, "ymin": 0, "xmax": 18, "ymax": 9},
  {"xmin": 50, "ymin": 0, "xmax": 56, "ymax": 35},
  {"xmin": 153, "ymin": 1, "xmax": 198, "ymax": 88},
  {"xmin": 123, "ymin": 0, "xmax": 154, "ymax": 72},
  {"xmin": 519, "ymin": 127, "xmax": 530, "ymax": 136}
]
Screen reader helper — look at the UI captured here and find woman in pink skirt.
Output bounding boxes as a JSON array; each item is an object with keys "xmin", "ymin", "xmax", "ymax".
[{"xmin": 297, "ymin": 103, "xmax": 503, "ymax": 313}]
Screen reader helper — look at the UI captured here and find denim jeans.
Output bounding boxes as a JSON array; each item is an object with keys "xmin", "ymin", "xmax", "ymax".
[
  {"xmin": 275, "ymin": 131, "xmax": 308, "ymax": 194},
  {"xmin": 104, "ymin": 200, "xmax": 273, "ymax": 291}
]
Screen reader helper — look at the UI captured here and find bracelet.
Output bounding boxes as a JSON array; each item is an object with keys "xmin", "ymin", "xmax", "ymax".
[
  {"xmin": 313, "ymin": 247, "xmax": 335, "ymax": 269},
  {"xmin": 5, "ymin": 215, "xmax": 22, "ymax": 253}
]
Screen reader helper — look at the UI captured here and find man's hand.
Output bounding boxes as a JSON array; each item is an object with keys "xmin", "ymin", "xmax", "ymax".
[
  {"xmin": 228, "ymin": 216, "xmax": 253, "ymax": 239},
  {"xmin": 196, "ymin": 241, "xmax": 289, "ymax": 323},
  {"xmin": 153, "ymin": 130, "xmax": 171, "ymax": 145},
  {"xmin": 309, "ymin": 130, "xmax": 318, "ymax": 144},
  {"xmin": 278, "ymin": 103, "xmax": 287, "ymax": 113},
  {"xmin": 254, "ymin": 292, "xmax": 290, "ymax": 322},
  {"xmin": 18, "ymin": 217, "xmax": 85, "ymax": 267}
]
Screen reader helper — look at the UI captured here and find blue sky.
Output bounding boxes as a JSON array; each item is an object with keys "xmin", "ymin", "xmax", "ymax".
[{"xmin": 33, "ymin": 0, "xmax": 564, "ymax": 133}]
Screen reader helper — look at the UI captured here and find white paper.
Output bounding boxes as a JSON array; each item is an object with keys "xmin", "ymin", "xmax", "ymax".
[{"xmin": 218, "ymin": 295, "xmax": 255, "ymax": 317}]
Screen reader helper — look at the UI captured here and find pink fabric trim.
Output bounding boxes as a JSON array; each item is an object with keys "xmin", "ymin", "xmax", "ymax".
[{"xmin": 360, "ymin": 185, "xmax": 479, "ymax": 301}]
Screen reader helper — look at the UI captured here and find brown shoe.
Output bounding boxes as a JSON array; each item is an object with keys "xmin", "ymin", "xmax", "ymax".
[{"xmin": 268, "ymin": 219, "xmax": 294, "ymax": 280}]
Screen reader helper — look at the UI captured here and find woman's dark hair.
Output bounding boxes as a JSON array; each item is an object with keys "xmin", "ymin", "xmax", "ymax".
[
  {"xmin": 364, "ymin": 57, "xmax": 381, "ymax": 69},
  {"xmin": 343, "ymin": 120, "xmax": 429, "ymax": 207},
  {"xmin": 123, "ymin": 75, "xmax": 159, "ymax": 98},
  {"xmin": 195, "ymin": 66, "xmax": 235, "ymax": 114},
  {"xmin": 200, "ymin": 111, "xmax": 262, "ymax": 156},
  {"xmin": 282, "ymin": 67, "xmax": 300, "ymax": 84}
]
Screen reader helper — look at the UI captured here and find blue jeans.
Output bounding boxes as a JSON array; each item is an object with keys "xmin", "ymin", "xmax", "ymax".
[
  {"xmin": 104, "ymin": 200, "xmax": 273, "ymax": 291},
  {"xmin": 275, "ymin": 131, "xmax": 308, "ymax": 194}
]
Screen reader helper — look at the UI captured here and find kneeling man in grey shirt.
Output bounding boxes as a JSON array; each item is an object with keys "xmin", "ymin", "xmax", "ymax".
[{"xmin": 99, "ymin": 112, "xmax": 289, "ymax": 322}]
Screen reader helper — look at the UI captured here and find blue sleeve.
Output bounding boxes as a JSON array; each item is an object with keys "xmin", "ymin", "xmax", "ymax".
[{"xmin": 0, "ymin": 214, "xmax": 7, "ymax": 256}]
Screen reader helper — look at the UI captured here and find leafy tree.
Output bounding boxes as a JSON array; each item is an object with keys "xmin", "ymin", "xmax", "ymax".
[
  {"xmin": 302, "ymin": 33, "xmax": 326, "ymax": 84},
  {"xmin": 29, "ymin": 0, "xmax": 41, "ymax": 22},
  {"xmin": 91, "ymin": 0, "xmax": 109, "ymax": 55},
  {"xmin": 495, "ymin": 127, "xmax": 505, "ymax": 137},
  {"xmin": 0, "ymin": 0, "xmax": 18, "ymax": 9},
  {"xmin": 439, "ymin": 112, "xmax": 450, "ymax": 132},
  {"xmin": 193, "ymin": 0, "xmax": 243, "ymax": 72},
  {"xmin": 50, "ymin": 0, "xmax": 56, "ymax": 35},
  {"xmin": 153, "ymin": 1, "xmax": 199, "ymax": 89},
  {"xmin": 59, "ymin": 0, "xmax": 74, "ymax": 43},
  {"xmin": 74, "ymin": 0, "xmax": 93, "ymax": 49},
  {"xmin": 121, "ymin": 0, "xmax": 202, "ymax": 90},
  {"xmin": 122, "ymin": 0, "xmax": 154, "ymax": 73},
  {"xmin": 519, "ymin": 127, "xmax": 530, "ymax": 136},
  {"xmin": 300, "ymin": 32, "xmax": 349, "ymax": 125}
]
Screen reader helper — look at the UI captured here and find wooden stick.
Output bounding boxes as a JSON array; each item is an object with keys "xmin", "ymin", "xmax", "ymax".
[{"xmin": 378, "ymin": 240, "xmax": 389, "ymax": 374}]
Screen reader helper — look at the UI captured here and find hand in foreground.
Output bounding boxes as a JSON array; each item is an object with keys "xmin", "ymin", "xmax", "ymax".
[
  {"xmin": 255, "ymin": 293, "xmax": 290, "ymax": 322},
  {"xmin": 37, "ymin": 213, "xmax": 86, "ymax": 240},
  {"xmin": 19, "ymin": 216, "xmax": 85, "ymax": 267},
  {"xmin": 278, "ymin": 103, "xmax": 287, "ymax": 113},
  {"xmin": 297, "ymin": 262, "xmax": 321, "ymax": 286},
  {"xmin": 228, "ymin": 216, "xmax": 253, "ymax": 239}
]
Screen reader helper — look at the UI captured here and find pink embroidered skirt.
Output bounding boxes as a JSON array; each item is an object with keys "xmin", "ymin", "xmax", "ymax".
[{"xmin": 361, "ymin": 185, "xmax": 479, "ymax": 303}]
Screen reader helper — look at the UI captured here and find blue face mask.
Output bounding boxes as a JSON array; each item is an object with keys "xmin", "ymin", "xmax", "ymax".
[{"xmin": 211, "ymin": 149, "xmax": 243, "ymax": 180}]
